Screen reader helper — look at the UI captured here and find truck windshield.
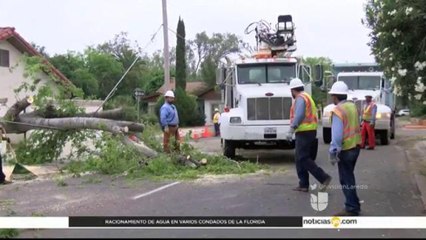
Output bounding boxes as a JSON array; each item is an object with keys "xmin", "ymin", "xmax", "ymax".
[
  {"xmin": 338, "ymin": 76, "xmax": 381, "ymax": 90},
  {"xmin": 237, "ymin": 63, "xmax": 296, "ymax": 84}
]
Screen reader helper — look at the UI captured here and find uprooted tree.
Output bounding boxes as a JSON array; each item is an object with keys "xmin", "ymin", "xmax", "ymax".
[{"xmin": 3, "ymin": 55, "xmax": 162, "ymax": 166}]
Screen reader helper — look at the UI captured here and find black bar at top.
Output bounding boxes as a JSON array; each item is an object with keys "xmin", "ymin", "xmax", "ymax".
[{"xmin": 69, "ymin": 216, "xmax": 302, "ymax": 227}]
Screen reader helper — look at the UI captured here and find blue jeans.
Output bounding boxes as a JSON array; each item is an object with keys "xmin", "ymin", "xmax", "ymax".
[
  {"xmin": 295, "ymin": 130, "xmax": 330, "ymax": 188},
  {"xmin": 338, "ymin": 147, "xmax": 361, "ymax": 213}
]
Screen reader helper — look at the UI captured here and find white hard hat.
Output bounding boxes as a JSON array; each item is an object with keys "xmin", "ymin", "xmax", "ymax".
[
  {"xmin": 164, "ymin": 90, "xmax": 175, "ymax": 98},
  {"xmin": 215, "ymin": 108, "xmax": 219, "ymax": 112},
  {"xmin": 289, "ymin": 78, "xmax": 304, "ymax": 89},
  {"xmin": 328, "ymin": 81, "xmax": 349, "ymax": 95}
]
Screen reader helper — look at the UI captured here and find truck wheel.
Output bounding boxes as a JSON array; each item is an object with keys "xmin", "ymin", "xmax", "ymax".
[
  {"xmin": 223, "ymin": 140, "xmax": 236, "ymax": 159},
  {"xmin": 380, "ymin": 130, "xmax": 389, "ymax": 145},
  {"xmin": 323, "ymin": 128, "xmax": 331, "ymax": 144}
]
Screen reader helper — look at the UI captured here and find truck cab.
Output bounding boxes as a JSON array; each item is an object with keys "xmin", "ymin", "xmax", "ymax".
[
  {"xmin": 322, "ymin": 64, "xmax": 396, "ymax": 145},
  {"xmin": 216, "ymin": 56, "xmax": 313, "ymax": 158},
  {"xmin": 216, "ymin": 14, "xmax": 318, "ymax": 159}
]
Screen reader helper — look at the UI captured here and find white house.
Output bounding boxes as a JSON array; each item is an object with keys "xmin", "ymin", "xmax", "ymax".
[{"xmin": 0, "ymin": 27, "xmax": 102, "ymax": 142}]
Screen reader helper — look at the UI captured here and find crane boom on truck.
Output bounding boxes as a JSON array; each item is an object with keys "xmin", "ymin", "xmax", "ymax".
[
  {"xmin": 321, "ymin": 63, "xmax": 396, "ymax": 145},
  {"xmin": 215, "ymin": 15, "xmax": 320, "ymax": 159}
]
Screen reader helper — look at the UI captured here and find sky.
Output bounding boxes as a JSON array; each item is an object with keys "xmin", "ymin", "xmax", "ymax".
[{"xmin": 0, "ymin": 0, "xmax": 375, "ymax": 63}]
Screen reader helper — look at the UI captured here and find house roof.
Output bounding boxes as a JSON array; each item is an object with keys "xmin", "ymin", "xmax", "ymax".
[
  {"xmin": 143, "ymin": 78, "xmax": 209, "ymax": 101},
  {"xmin": 197, "ymin": 87, "xmax": 221, "ymax": 100},
  {"xmin": 0, "ymin": 27, "xmax": 71, "ymax": 85}
]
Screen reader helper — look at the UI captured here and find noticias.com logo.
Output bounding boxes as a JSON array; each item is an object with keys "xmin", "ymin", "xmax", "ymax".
[{"xmin": 303, "ymin": 217, "xmax": 357, "ymax": 228}]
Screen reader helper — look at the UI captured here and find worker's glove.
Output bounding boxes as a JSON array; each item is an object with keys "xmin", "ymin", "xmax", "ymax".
[
  {"xmin": 286, "ymin": 127, "xmax": 295, "ymax": 142},
  {"xmin": 329, "ymin": 150, "xmax": 340, "ymax": 166}
]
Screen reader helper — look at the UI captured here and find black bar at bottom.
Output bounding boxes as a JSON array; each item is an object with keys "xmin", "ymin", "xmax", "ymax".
[{"xmin": 69, "ymin": 216, "xmax": 302, "ymax": 227}]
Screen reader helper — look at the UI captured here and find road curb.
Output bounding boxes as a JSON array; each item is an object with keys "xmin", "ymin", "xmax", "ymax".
[{"xmin": 405, "ymin": 140, "xmax": 426, "ymax": 213}]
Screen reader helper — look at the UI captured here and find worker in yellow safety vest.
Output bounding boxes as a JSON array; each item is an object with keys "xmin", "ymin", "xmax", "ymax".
[
  {"xmin": 328, "ymin": 81, "xmax": 362, "ymax": 216},
  {"xmin": 213, "ymin": 108, "xmax": 221, "ymax": 137},
  {"xmin": 286, "ymin": 78, "xmax": 332, "ymax": 193}
]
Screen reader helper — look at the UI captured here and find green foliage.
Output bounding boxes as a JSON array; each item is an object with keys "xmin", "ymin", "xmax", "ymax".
[
  {"xmin": 200, "ymin": 56, "xmax": 217, "ymax": 87},
  {"xmin": 411, "ymin": 102, "xmax": 426, "ymax": 118},
  {"xmin": 65, "ymin": 134, "xmax": 141, "ymax": 175},
  {"xmin": 104, "ymin": 95, "xmax": 138, "ymax": 121},
  {"xmin": 12, "ymin": 54, "xmax": 95, "ymax": 165},
  {"xmin": 55, "ymin": 176, "xmax": 68, "ymax": 187},
  {"xmin": 302, "ymin": 57, "xmax": 333, "ymax": 107},
  {"xmin": 144, "ymin": 70, "xmax": 164, "ymax": 95},
  {"xmin": 155, "ymin": 88, "xmax": 205, "ymax": 127},
  {"xmin": 65, "ymin": 124, "xmax": 266, "ymax": 180},
  {"xmin": 85, "ymin": 48, "xmax": 124, "ymax": 99},
  {"xmin": 188, "ymin": 32, "xmax": 244, "ymax": 85},
  {"xmin": 141, "ymin": 114, "xmax": 159, "ymax": 125},
  {"xmin": 72, "ymin": 69, "xmax": 99, "ymax": 97},
  {"xmin": 15, "ymin": 130, "xmax": 93, "ymax": 165},
  {"xmin": 0, "ymin": 229, "xmax": 19, "ymax": 238},
  {"xmin": 49, "ymin": 52, "xmax": 97, "ymax": 97},
  {"xmin": 176, "ymin": 18, "xmax": 187, "ymax": 91},
  {"xmin": 364, "ymin": 0, "xmax": 425, "ymax": 108},
  {"xmin": 97, "ymin": 32, "xmax": 150, "ymax": 97}
]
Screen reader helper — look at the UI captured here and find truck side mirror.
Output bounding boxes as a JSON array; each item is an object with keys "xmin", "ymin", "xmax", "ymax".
[
  {"xmin": 314, "ymin": 64, "xmax": 324, "ymax": 87},
  {"xmin": 216, "ymin": 68, "xmax": 225, "ymax": 85},
  {"xmin": 298, "ymin": 65, "xmax": 312, "ymax": 83}
]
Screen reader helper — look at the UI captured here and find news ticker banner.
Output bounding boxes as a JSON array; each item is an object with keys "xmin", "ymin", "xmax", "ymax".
[{"xmin": 2, "ymin": 217, "xmax": 426, "ymax": 229}]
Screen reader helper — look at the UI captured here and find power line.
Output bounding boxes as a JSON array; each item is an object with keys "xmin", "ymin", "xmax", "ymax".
[{"xmin": 94, "ymin": 24, "xmax": 163, "ymax": 113}]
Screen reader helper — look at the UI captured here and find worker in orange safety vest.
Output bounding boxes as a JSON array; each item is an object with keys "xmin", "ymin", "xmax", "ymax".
[{"xmin": 287, "ymin": 78, "xmax": 332, "ymax": 193}]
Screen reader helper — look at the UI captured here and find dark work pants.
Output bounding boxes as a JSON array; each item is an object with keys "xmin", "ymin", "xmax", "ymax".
[
  {"xmin": 0, "ymin": 154, "xmax": 5, "ymax": 182},
  {"xmin": 295, "ymin": 130, "xmax": 329, "ymax": 188},
  {"xmin": 214, "ymin": 123, "xmax": 220, "ymax": 136},
  {"xmin": 338, "ymin": 147, "xmax": 361, "ymax": 213}
]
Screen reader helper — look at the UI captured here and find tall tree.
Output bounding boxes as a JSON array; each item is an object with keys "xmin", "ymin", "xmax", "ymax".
[
  {"xmin": 175, "ymin": 17, "xmax": 187, "ymax": 90},
  {"xmin": 364, "ymin": 0, "xmax": 426, "ymax": 115},
  {"xmin": 302, "ymin": 57, "xmax": 333, "ymax": 107},
  {"xmin": 187, "ymin": 32, "xmax": 244, "ymax": 87}
]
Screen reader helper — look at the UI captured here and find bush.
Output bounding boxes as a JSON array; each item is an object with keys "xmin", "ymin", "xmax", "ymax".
[
  {"xmin": 141, "ymin": 114, "xmax": 160, "ymax": 125},
  {"xmin": 411, "ymin": 102, "xmax": 426, "ymax": 118},
  {"xmin": 155, "ymin": 88, "xmax": 205, "ymax": 127}
]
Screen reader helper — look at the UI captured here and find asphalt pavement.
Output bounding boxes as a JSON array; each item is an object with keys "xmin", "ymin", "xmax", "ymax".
[{"xmin": 1, "ymin": 128, "xmax": 425, "ymax": 238}]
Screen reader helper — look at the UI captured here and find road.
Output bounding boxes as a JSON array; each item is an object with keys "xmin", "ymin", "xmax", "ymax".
[{"xmin": 1, "ymin": 128, "xmax": 426, "ymax": 238}]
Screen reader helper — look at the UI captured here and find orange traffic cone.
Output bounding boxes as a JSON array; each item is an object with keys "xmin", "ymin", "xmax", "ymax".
[{"xmin": 202, "ymin": 125, "xmax": 210, "ymax": 138}]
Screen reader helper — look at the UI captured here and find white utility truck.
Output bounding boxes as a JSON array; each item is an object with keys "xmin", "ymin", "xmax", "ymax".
[
  {"xmin": 321, "ymin": 63, "xmax": 396, "ymax": 145},
  {"xmin": 216, "ymin": 15, "xmax": 319, "ymax": 158}
]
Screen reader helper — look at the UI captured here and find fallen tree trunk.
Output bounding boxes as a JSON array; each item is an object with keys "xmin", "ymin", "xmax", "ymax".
[
  {"xmin": 0, "ymin": 97, "xmax": 159, "ymax": 158},
  {"xmin": 122, "ymin": 136, "xmax": 159, "ymax": 158},
  {"xmin": 77, "ymin": 108, "xmax": 124, "ymax": 120},
  {"xmin": 1, "ymin": 99, "xmax": 202, "ymax": 165},
  {"xmin": 4, "ymin": 116, "xmax": 144, "ymax": 134}
]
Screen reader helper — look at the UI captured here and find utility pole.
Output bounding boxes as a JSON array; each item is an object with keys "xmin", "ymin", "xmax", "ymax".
[{"xmin": 162, "ymin": 0, "xmax": 170, "ymax": 90}]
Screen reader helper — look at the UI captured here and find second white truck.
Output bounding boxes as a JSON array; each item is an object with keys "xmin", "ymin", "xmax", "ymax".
[{"xmin": 321, "ymin": 63, "xmax": 396, "ymax": 145}]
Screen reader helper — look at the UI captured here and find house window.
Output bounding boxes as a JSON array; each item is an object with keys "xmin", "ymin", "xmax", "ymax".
[{"xmin": 0, "ymin": 49, "xmax": 10, "ymax": 67}]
